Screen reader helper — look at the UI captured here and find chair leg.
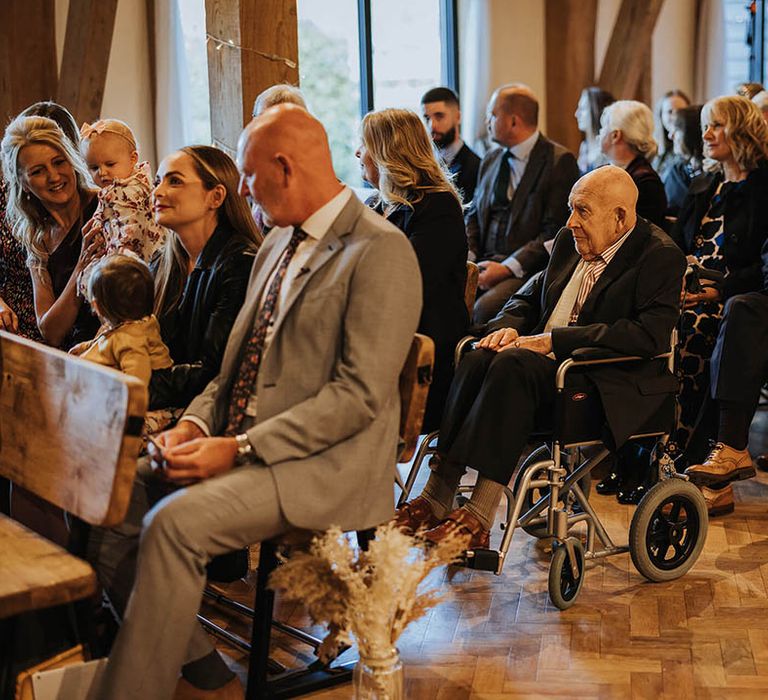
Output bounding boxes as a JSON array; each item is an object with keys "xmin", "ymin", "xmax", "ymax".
[{"xmin": 246, "ymin": 541, "xmax": 278, "ymax": 699}]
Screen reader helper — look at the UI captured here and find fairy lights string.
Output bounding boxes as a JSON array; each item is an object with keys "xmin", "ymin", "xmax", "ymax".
[{"xmin": 205, "ymin": 33, "xmax": 297, "ymax": 69}]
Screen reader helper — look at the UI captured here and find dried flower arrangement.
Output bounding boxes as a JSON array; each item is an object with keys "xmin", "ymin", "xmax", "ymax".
[{"xmin": 268, "ymin": 522, "xmax": 466, "ymax": 663}]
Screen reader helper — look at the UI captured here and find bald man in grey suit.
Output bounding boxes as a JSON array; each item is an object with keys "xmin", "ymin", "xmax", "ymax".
[{"xmin": 95, "ymin": 106, "xmax": 422, "ymax": 700}]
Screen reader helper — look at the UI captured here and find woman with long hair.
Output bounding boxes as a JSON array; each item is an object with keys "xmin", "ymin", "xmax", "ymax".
[
  {"xmin": 356, "ymin": 108, "xmax": 468, "ymax": 431},
  {"xmin": 574, "ymin": 86, "xmax": 615, "ymax": 174},
  {"xmin": 664, "ymin": 104, "xmax": 705, "ymax": 215},
  {"xmin": 671, "ymin": 96, "xmax": 768, "ymax": 514},
  {"xmin": 0, "ymin": 101, "xmax": 81, "ymax": 341},
  {"xmin": 2, "ymin": 114, "xmax": 101, "ymax": 348},
  {"xmin": 653, "ymin": 88, "xmax": 691, "ymax": 182},
  {"xmin": 148, "ymin": 145, "xmax": 261, "ymax": 411}
]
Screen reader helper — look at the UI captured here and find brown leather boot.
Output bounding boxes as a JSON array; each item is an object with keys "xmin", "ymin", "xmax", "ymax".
[
  {"xmin": 700, "ymin": 483, "xmax": 735, "ymax": 517},
  {"xmin": 393, "ymin": 496, "xmax": 441, "ymax": 535},
  {"xmin": 685, "ymin": 442, "xmax": 755, "ymax": 486}
]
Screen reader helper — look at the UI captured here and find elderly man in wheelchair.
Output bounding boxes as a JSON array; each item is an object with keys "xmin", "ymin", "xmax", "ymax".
[{"xmin": 396, "ymin": 165, "xmax": 708, "ymax": 608}]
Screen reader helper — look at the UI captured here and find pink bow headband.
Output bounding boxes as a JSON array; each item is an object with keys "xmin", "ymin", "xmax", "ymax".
[{"xmin": 80, "ymin": 121, "xmax": 137, "ymax": 150}]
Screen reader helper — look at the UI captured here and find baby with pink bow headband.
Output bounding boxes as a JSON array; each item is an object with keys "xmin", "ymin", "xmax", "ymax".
[{"xmin": 78, "ymin": 118, "xmax": 167, "ymax": 293}]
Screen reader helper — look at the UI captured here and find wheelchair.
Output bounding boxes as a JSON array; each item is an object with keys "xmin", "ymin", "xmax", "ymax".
[{"xmin": 398, "ymin": 333, "xmax": 709, "ymax": 610}]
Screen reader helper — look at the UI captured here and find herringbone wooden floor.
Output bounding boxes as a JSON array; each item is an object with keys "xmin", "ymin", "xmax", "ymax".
[{"xmin": 204, "ymin": 419, "xmax": 768, "ymax": 699}]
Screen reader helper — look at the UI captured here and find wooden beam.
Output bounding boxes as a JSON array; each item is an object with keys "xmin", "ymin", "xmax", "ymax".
[
  {"xmin": 0, "ymin": 0, "xmax": 57, "ymax": 126},
  {"xmin": 57, "ymin": 0, "xmax": 119, "ymax": 124},
  {"xmin": 205, "ymin": 0, "xmax": 299, "ymax": 156},
  {"xmin": 545, "ymin": 0, "xmax": 598, "ymax": 155},
  {"xmin": 598, "ymin": 0, "xmax": 665, "ymax": 99}
]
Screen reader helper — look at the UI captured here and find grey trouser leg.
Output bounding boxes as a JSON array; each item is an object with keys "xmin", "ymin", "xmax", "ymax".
[
  {"xmin": 94, "ymin": 464, "xmax": 288, "ymax": 700},
  {"xmin": 86, "ymin": 459, "xmax": 216, "ymax": 663}
]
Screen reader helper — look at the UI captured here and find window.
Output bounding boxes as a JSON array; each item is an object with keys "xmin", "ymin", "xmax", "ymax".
[
  {"xmin": 178, "ymin": 0, "xmax": 211, "ymax": 145},
  {"xmin": 370, "ymin": 1, "xmax": 443, "ymax": 111},
  {"xmin": 297, "ymin": 0, "xmax": 362, "ymax": 186},
  {"xmin": 723, "ymin": 0, "xmax": 752, "ymax": 90},
  {"xmin": 297, "ymin": 0, "xmax": 458, "ymax": 186}
]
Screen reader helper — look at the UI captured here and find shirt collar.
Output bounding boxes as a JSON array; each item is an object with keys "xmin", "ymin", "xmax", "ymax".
[
  {"xmin": 592, "ymin": 226, "xmax": 634, "ymax": 265},
  {"xmin": 298, "ymin": 187, "xmax": 352, "ymax": 241},
  {"xmin": 439, "ymin": 138, "xmax": 464, "ymax": 166},
  {"xmin": 509, "ymin": 130, "xmax": 540, "ymax": 163}
]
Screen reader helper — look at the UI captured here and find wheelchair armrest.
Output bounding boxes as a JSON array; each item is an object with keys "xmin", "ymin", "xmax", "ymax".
[
  {"xmin": 453, "ymin": 335, "xmax": 480, "ymax": 367},
  {"xmin": 570, "ymin": 347, "xmax": 643, "ymax": 362}
]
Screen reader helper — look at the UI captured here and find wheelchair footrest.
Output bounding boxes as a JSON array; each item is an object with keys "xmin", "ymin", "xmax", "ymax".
[{"xmin": 462, "ymin": 548, "xmax": 499, "ymax": 571}]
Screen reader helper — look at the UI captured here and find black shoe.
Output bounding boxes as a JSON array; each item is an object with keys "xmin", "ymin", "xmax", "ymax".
[
  {"xmin": 756, "ymin": 453, "xmax": 768, "ymax": 472},
  {"xmin": 616, "ymin": 482, "xmax": 649, "ymax": 505},
  {"xmin": 596, "ymin": 472, "xmax": 621, "ymax": 495}
]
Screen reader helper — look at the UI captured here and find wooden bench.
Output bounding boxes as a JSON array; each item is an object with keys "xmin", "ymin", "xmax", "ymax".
[{"xmin": 0, "ymin": 331, "xmax": 146, "ymax": 695}]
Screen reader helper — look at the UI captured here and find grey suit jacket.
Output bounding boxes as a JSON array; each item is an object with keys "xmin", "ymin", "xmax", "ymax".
[{"xmin": 184, "ymin": 193, "xmax": 422, "ymax": 531}]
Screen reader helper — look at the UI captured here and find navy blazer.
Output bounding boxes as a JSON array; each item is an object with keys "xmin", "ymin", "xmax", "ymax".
[
  {"xmin": 625, "ymin": 156, "xmax": 667, "ymax": 229},
  {"xmin": 672, "ymin": 162, "xmax": 768, "ymax": 300}
]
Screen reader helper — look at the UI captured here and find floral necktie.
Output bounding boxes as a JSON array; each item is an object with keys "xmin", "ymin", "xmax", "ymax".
[{"xmin": 225, "ymin": 227, "xmax": 308, "ymax": 435}]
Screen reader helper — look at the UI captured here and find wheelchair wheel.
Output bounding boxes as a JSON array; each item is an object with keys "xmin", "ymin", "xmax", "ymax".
[
  {"xmin": 548, "ymin": 537, "xmax": 585, "ymax": 610},
  {"xmin": 629, "ymin": 478, "xmax": 708, "ymax": 582}
]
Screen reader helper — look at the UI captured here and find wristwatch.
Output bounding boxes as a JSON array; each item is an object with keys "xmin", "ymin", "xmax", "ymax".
[{"xmin": 234, "ymin": 433, "xmax": 254, "ymax": 464}]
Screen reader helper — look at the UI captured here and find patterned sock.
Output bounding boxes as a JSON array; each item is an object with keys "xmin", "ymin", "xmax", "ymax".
[
  {"xmin": 464, "ymin": 476, "xmax": 505, "ymax": 531},
  {"xmin": 421, "ymin": 458, "xmax": 465, "ymax": 520}
]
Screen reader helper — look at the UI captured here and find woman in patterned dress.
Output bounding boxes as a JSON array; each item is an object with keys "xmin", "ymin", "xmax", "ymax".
[
  {"xmin": 0, "ymin": 102, "xmax": 81, "ymax": 341},
  {"xmin": 671, "ymin": 96, "xmax": 768, "ymax": 513}
]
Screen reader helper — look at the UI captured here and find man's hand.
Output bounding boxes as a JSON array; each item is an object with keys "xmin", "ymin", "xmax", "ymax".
[
  {"xmin": 499, "ymin": 332, "xmax": 553, "ymax": 355},
  {"xmin": 476, "ymin": 327, "xmax": 519, "ymax": 351},
  {"xmin": 148, "ymin": 421, "xmax": 206, "ymax": 472},
  {"xmin": 162, "ymin": 437, "xmax": 239, "ymax": 485},
  {"xmin": 477, "ymin": 260, "xmax": 512, "ymax": 290}
]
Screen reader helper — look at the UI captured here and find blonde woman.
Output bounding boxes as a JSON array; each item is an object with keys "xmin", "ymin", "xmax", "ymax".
[
  {"xmin": 356, "ymin": 108, "xmax": 468, "ymax": 430},
  {"xmin": 670, "ymin": 96, "xmax": 768, "ymax": 514},
  {"xmin": 1, "ymin": 115, "xmax": 102, "ymax": 348},
  {"xmin": 599, "ymin": 100, "xmax": 667, "ymax": 227}
]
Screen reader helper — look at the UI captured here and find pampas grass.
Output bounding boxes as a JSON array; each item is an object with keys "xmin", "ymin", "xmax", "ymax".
[{"xmin": 269, "ymin": 522, "xmax": 466, "ymax": 663}]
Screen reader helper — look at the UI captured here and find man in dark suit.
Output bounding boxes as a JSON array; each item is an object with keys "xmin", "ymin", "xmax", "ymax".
[
  {"xmin": 421, "ymin": 86, "xmax": 481, "ymax": 205},
  {"xmin": 469, "ymin": 83, "xmax": 581, "ymax": 324},
  {"xmin": 395, "ymin": 166, "xmax": 685, "ymax": 547}
]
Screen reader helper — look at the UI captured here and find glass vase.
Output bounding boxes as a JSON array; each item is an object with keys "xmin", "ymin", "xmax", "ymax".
[{"xmin": 353, "ymin": 648, "xmax": 403, "ymax": 700}]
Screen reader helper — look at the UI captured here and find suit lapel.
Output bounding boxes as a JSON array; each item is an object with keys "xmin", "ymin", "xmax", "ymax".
[
  {"xmin": 266, "ymin": 195, "xmax": 362, "ymax": 341},
  {"xmin": 508, "ymin": 136, "xmax": 547, "ymax": 229}
]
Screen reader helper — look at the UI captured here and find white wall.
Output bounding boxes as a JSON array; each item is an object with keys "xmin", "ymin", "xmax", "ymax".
[
  {"xmin": 459, "ymin": 0, "xmax": 697, "ymax": 147},
  {"xmin": 55, "ymin": 0, "xmax": 156, "ymax": 167}
]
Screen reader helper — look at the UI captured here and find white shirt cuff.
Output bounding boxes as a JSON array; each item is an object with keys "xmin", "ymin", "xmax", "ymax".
[
  {"xmin": 502, "ymin": 256, "xmax": 524, "ymax": 278},
  {"xmin": 179, "ymin": 416, "xmax": 211, "ymax": 437}
]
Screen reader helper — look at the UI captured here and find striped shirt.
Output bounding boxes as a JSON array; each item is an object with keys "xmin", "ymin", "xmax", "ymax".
[{"xmin": 568, "ymin": 227, "xmax": 634, "ymax": 324}]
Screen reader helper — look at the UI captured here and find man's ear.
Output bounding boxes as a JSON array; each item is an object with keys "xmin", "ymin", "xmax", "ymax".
[
  {"xmin": 275, "ymin": 153, "xmax": 291, "ymax": 186},
  {"xmin": 615, "ymin": 205, "xmax": 627, "ymax": 230}
]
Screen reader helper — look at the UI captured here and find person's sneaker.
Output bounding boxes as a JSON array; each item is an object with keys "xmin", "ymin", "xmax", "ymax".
[
  {"xmin": 393, "ymin": 496, "xmax": 441, "ymax": 535},
  {"xmin": 685, "ymin": 443, "xmax": 755, "ymax": 486},
  {"xmin": 423, "ymin": 507, "xmax": 490, "ymax": 550},
  {"xmin": 700, "ymin": 483, "xmax": 735, "ymax": 517}
]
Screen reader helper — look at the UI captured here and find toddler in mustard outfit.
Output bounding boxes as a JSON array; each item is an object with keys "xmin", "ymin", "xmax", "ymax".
[{"xmin": 70, "ymin": 254, "xmax": 172, "ymax": 385}]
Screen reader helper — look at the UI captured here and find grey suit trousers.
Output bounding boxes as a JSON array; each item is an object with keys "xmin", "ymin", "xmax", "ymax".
[{"xmin": 89, "ymin": 454, "xmax": 288, "ymax": 700}]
